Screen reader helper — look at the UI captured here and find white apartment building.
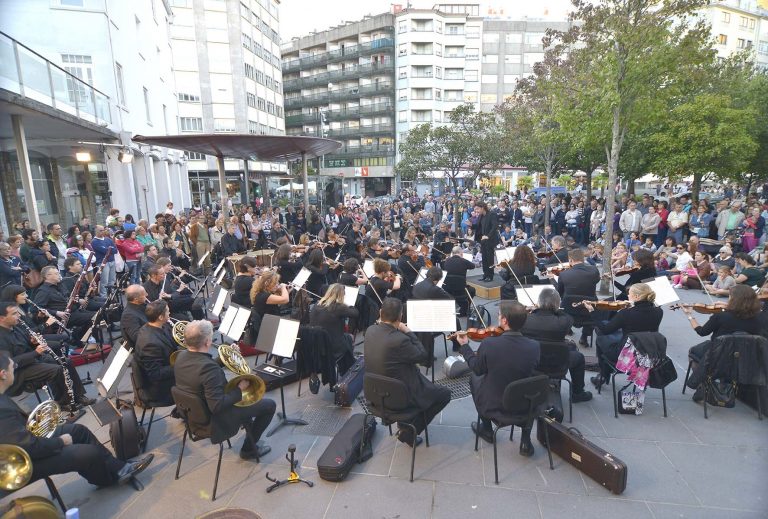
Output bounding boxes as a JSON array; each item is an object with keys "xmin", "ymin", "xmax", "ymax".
[
  {"xmin": 702, "ymin": 0, "xmax": 768, "ymax": 70},
  {"xmin": 0, "ymin": 0, "xmax": 188, "ymax": 229},
  {"xmin": 169, "ymin": 0, "xmax": 287, "ymax": 206},
  {"xmin": 394, "ymin": 4, "xmax": 484, "ymax": 162}
]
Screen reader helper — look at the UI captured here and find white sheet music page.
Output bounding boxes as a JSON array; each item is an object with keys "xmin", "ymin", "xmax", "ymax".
[
  {"xmin": 213, "ymin": 258, "xmax": 226, "ymax": 277},
  {"xmin": 273, "ymin": 318, "xmax": 301, "ymax": 358},
  {"xmin": 462, "ymin": 253, "xmax": 474, "ymax": 262},
  {"xmin": 494, "ymin": 247, "xmax": 516, "ymax": 265},
  {"xmin": 516, "ymin": 284, "xmax": 556, "ymax": 307},
  {"xmin": 362, "ymin": 259, "xmax": 375, "ymax": 278},
  {"xmin": 344, "ymin": 286, "xmax": 358, "ymax": 307},
  {"xmin": 98, "ymin": 343, "xmax": 130, "ymax": 395},
  {"xmin": 291, "ymin": 267, "xmax": 312, "ymax": 289},
  {"xmin": 229, "ymin": 307, "xmax": 252, "ymax": 341},
  {"xmin": 215, "ymin": 268, "xmax": 226, "ymax": 285},
  {"xmin": 406, "ymin": 300, "xmax": 457, "ymax": 332},
  {"xmin": 197, "ymin": 250, "xmax": 210, "ymax": 267},
  {"xmin": 212, "ymin": 288, "xmax": 228, "ymax": 316},
  {"xmin": 646, "ymin": 276, "xmax": 680, "ymax": 306},
  {"xmin": 218, "ymin": 305, "xmax": 238, "ymax": 337}
]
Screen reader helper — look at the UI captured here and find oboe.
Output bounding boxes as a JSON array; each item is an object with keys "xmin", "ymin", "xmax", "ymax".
[{"xmin": 17, "ymin": 319, "xmax": 75, "ymax": 407}]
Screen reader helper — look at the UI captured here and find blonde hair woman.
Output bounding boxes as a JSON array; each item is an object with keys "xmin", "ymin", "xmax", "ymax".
[
  {"xmin": 250, "ymin": 270, "xmax": 289, "ymax": 317},
  {"xmin": 309, "ymin": 283, "xmax": 359, "ymax": 380}
]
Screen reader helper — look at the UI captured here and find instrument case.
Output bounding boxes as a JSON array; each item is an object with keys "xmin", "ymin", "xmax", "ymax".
[
  {"xmin": 334, "ymin": 356, "xmax": 364, "ymax": 407},
  {"xmin": 317, "ymin": 413, "xmax": 376, "ymax": 482},
  {"xmin": 537, "ymin": 416, "xmax": 627, "ymax": 494}
]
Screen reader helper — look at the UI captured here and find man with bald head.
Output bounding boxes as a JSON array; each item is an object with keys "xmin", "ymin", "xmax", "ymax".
[{"xmin": 121, "ymin": 285, "xmax": 148, "ymax": 350}]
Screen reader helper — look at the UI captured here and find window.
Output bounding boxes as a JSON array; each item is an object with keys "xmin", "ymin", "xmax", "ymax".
[
  {"xmin": 398, "ymin": 21, "xmax": 407, "ymax": 33},
  {"xmin": 398, "ymin": 66, "xmax": 407, "ymax": 79},
  {"xmin": 749, "ymin": 19, "xmax": 756, "ymax": 29},
  {"xmin": 214, "ymin": 119, "xmax": 236, "ymax": 132},
  {"xmin": 246, "ymin": 92, "xmax": 256, "ymax": 107},
  {"xmin": 435, "ymin": 66, "xmax": 442, "ymax": 78},
  {"xmin": 178, "ymin": 93, "xmax": 201, "ymax": 102},
  {"xmin": 739, "ymin": 16, "xmax": 748, "ymax": 28},
  {"xmin": 248, "ymin": 120, "xmax": 259, "ymax": 134},
  {"xmin": 481, "ymin": 74, "xmax": 497, "ymax": 84},
  {"xmin": 257, "ymin": 97, "xmax": 266, "ymax": 110},
  {"xmin": 398, "ymin": 110, "xmax": 407, "ymax": 122},
  {"xmin": 721, "ymin": 12, "xmax": 730, "ymax": 23},
  {"xmin": 716, "ymin": 34, "xmax": 728, "ymax": 45},
  {"xmin": 61, "ymin": 54, "xmax": 93, "ymax": 104},
  {"xmin": 267, "ymin": 101, "xmax": 275, "ymax": 114},
  {"xmin": 445, "ymin": 46, "xmax": 464, "ymax": 58},
  {"xmin": 244, "ymin": 63, "xmax": 255, "ymax": 79},
  {"xmin": 483, "ymin": 54, "xmax": 498, "ymax": 63},
  {"xmin": 480, "ymin": 93, "xmax": 497, "ymax": 104},
  {"xmin": 411, "ymin": 110, "xmax": 431, "ymax": 122},
  {"xmin": 434, "ymin": 110, "xmax": 442, "ymax": 122},
  {"xmin": 435, "ymin": 43, "xmax": 442, "ymax": 57},
  {"xmin": 444, "ymin": 89, "xmax": 464, "ymax": 101},
  {"xmin": 466, "ymin": 26, "xmax": 480, "ymax": 39},
  {"xmin": 746, "ymin": 40, "xmax": 753, "ymax": 49},
  {"xmin": 434, "ymin": 88, "xmax": 441, "ymax": 100},
  {"xmin": 180, "ymin": 117, "xmax": 203, "ymax": 132},
  {"xmin": 115, "ymin": 62, "xmax": 126, "ymax": 105},
  {"xmin": 465, "ymin": 69, "xmax": 478, "ymax": 81},
  {"xmin": 485, "ymin": 33, "xmax": 499, "ymax": 43},
  {"xmin": 464, "ymin": 91, "xmax": 478, "ymax": 103},
  {"xmin": 506, "ymin": 33, "xmax": 522, "ymax": 43},
  {"xmin": 466, "ymin": 48, "xmax": 479, "ymax": 60},
  {"xmin": 398, "ymin": 43, "xmax": 407, "ymax": 56},
  {"xmin": 255, "ymin": 70, "xmax": 265, "ymax": 84},
  {"xmin": 185, "ymin": 151, "xmax": 204, "ymax": 160},
  {"xmin": 398, "ymin": 88, "xmax": 407, "ymax": 101},
  {"xmin": 504, "ymin": 54, "xmax": 522, "ymax": 64},
  {"xmin": 759, "ymin": 41, "xmax": 768, "ymax": 55},
  {"xmin": 162, "ymin": 104, "xmax": 168, "ymax": 133},
  {"xmin": 738, "ymin": 38, "xmax": 746, "ymax": 48},
  {"xmin": 446, "ymin": 24, "xmax": 464, "ymax": 35},
  {"xmin": 143, "ymin": 87, "xmax": 151, "ymax": 123},
  {"xmin": 444, "ymin": 68, "xmax": 463, "ymax": 80}
]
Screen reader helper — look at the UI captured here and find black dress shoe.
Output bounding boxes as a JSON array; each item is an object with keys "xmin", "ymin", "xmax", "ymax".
[
  {"xmin": 471, "ymin": 421, "xmax": 494, "ymax": 444},
  {"xmin": 309, "ymin": 375, "xmax": 320, "ymax": 394},
  {"xmin": 117, "ymin": 454, "xmax": 154, "ymax": 484},
  {"xmin": 572, "ymin": 390, "xmax": 593, "ymax": 403},
  {"xmin": 519, "ymin": 437, "xmax": 534, "ymax": 457},
  {"xmin": 590, "ymin": 375, "xmax": 605, "ymax": 389},
  {"xmin": 240, "ymin": 444, "xmax": 272, "ymax": 461},
  {"xmin": 396, "ymin": 429, "xmax": 423, "ymax": 447},
  {"xmin": 78, "ymin": 396, "xmax": 96, "ymax": 406}
]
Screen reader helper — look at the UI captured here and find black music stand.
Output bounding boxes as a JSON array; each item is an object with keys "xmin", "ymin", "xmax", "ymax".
[
  {"xmin": 255, "ymin": 314, "xmax": 307, "ymax": 437},
  {"xmin": 217, "ymin": 304, "xmax": 251, "ymax": 343}
]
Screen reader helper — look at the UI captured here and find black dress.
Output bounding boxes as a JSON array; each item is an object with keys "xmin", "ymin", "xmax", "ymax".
[
  {"xmin": 252, "ymin": 291, "xmax": 280, "ymax": 317},
  {"xmin": 231, "ymin": 275, "xmax": 254, "ymax": 307},
  {"xmin": 309, "ymin": 302, "xmax": 359, "ymax": 372}
]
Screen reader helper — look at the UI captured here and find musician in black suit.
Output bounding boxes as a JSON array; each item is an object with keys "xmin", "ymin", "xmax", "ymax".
[
  {"xmin": 457, "ymin": 300, "xmax": 540, "ymax": 456},
  {"xmin": 0, "ymin": 302, "xmax": 93, "ymax": 409},
  {"xmin": 443, "ymin": 247, "xmax": 476, "ymax": 314},
  {"xmin": 474, "ymin": 202, "xmax": 499, "ymax": 281},
  {"xmin": 364, "ymin": 298, "xmax": 451, "ymax": 447},
  {"xmin": 140, "ymin": 244, "xmax": 159, "ymax": 281},
  {"xmin": 396, "ymin": 251, "xmax": 424, "ymax": 296},
  {"xmin": 612, "ymin": 249, "xmax": 657, "ymax": 300},
  {"xmin": 0, "ymin": 351, "xmax": 153, "ymax": 487},
  {"xmin": 411, "ymin": 266, "xmax": 461, "ymax": 353},
  {"xmin": 555, "ymin": 248, "xmax": 601, "ymax": 347},
  {"xmin": 220, "ymin": 223, "xmax": 246, "ymax": 257},
  {"xmin": 120, "ymin": 285, "xmax": 149, "ymax": 350},
  {"xmin": 32, "ymin": 266, "xmax": 96, "ymax": 343},
  {"xmin": 60, "ymin": 257, "xmax": 105, "ymax": 311},
  {"xmin": 134, "ymin": 300, "xmax": 177, "ymax": 405},
  {"xmin": 541, "ymin": 236, "xmax": 570, "ymax": 268},
  {"xmin": 173, "ymin": 320, "xmax": 276, "ymax": 460},
  {"xmin": 155, "ymin": 258, "xmax": 205, "ymax": 320},
  {"xmin": 231, "ymin": 256, "xmax": 258, "ymax": 307}
]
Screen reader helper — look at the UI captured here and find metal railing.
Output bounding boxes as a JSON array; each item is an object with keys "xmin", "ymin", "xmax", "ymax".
[
  {"xmin": 0, "ymin": 31, "xmax": 112, "ymax": 126},
  {"xmin": 282, "ymin": 38, "xmax": 394, "ymax": 72}
]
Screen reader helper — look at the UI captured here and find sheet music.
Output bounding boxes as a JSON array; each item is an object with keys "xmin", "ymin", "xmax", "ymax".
[
  {"xmin": 462, "ymin": 253, "xmax": 474, "ymax": 262},
  {"xmin": 273, "ymin": 318, "xmax": 301, "ymax": 358},
  {"xmin": 516, "ymin": 284, "xmax": 556, "ymax": 307},
  {"xmin": 494, "ymin": 247, "xmax": 516, "ymax": 265},
  {"xmin": 213, "ymin": 258, "xmax": 226, "ymax": 277},
  {"xmin": 417, "ymin": 268, "xmax": 447, "ymax": 287},
  {"xmin": 215, "ymin": 268, "xmax": 226, "ymax": 285},
  {"xmin": 291, "ymin": 267, "xmax": 312, "ymax": 289},
  {"xmin": 218, "ymin": 305, "xmax": 239, "ymax": 338},
  {"xmin": 97, "ymin": 342, "xmax": 130, "ymax": 396},
  {"xmin": 406, "ymin": 300, "xmax": 457, "ymax": 332},
  {"xmin": 344, "ymin": 286, "xmax": 358, "ymax": 307},
  {"xmin": 362, "ymin": 259, "xmax": 375, "ymax": 278},
  {"xmin": 197, "ymin": 250, "xmax": 210, "ymax": 267},
  {"xmin": 645, "ymin": 276, "xmax": 680, "ymax": 306},
  {"xmin": 228, "ymin": 307, "xmax": 251, "ymax": 341},
  {"xmin": 211, "ymin": 287, "xmax": 228, "ymax": 316}
]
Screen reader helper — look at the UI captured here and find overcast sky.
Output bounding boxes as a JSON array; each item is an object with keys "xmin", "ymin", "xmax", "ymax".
[{"xmin": 279, "ymin": 0, "xmax": 576, "ymax": 41}]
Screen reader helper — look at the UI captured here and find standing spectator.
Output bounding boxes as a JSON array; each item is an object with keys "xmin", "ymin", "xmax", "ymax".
[
  {"xmin": 116, "ymin": 230, "xmax": 144, "ymax": 284},
  {"xmin": 667, "ymin": 202, "xmax": 688, "ymax": 244},
  {"xmin": 189, "ymin": 215, "xmax": 211, "ymax": 273},
  {"xmin": 689, "ymin": 205, "xmax": 712, "ymax": 240},
  {"xmin": 590, "ymin": 202, "xmax": 606, "ymax": 241},
  {"xmin": 619, "ymin": 201, "xmax": 642, "ymax": 240},
  {"xmin": 91, "ymin": 226, "xmax": 117, "ymax": 297},
  {"xmin": 46, "ymin": 223, "xmax": 67, "ymax": 274},
  {"xmin": 640, "ymin": 205, "xmax": 661, "ymax": 242},
  {"xmin": 656, "ymin": 201, "xmax": 670, "ymax": 248},
  {"xmin": 716, "ymin": 201, "xmax": 745, "ymax": 240}
]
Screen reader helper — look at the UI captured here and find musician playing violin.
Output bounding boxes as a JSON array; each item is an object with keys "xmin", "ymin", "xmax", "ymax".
[
  {"xmin": 611, "ymin": 249, "xmax": 657, "ymax": 300},
  {"xmin": 581, "ymin": 283, "xmax": 663, "ymax": 388},
  {"xmin": 456, "ymin": 301, "xmax": 540, "ymax": 457},
  {"xmin": 556, "ymin": 248, "xmax": 600, "ymax": 347},
  {"xmin": 542, "ymin": 235, "xmax": 570, "ymax": 267},
  {"xmin": 366, "ymin": 258, "xmax": 402, "ymax": 306}
]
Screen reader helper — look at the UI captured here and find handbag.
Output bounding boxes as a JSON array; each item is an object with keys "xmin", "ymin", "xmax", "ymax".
[
  {"xmin": 648, "ymin": 356, "xmax": 678, "ymax": 388},
  {"xmin": 617, "ymin": 383, "xmax": 640, "ymax": 415},
  {"xmin": 705, "ymin": 377, "xmax": 737, "ymax": 408}
]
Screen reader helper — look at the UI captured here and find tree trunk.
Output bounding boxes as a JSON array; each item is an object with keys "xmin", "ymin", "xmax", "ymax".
[
  {"xmin": 451, "ymin": 176, "xmax": 461, "ymax": 237},
  {"xmin": 586, "ymin": 169, "xmax": 592, "ymax": 199},
  {"xmin": 627, "ymin": 179, "xmax": 635, "ymax": 197},
  {"xmin": 600, "ymin": 107, "xmax": 623, "ymax": 294},
  {"xmin": 691, "ymin": 172, "xmax": 701, "ymax": 204},
  {"xmin": 544, "ymin": 159, "xmax": 553, "ymax": 227}
]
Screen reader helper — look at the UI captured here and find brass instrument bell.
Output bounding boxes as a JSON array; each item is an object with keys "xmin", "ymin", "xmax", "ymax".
[
  {"xmin": 170, "ymin": 319, "xmax": 188, "ymax": 348},
  {"xmin": 219, "ymin": 344, "xmax": 266, "ymax": 407},
  {"xmin": 25, "ymin": 400, "xmax": 61, "ymax": 439},
  {"xmin": 0, "ymin": 444, "xmax": 32, "ymax": 491}
]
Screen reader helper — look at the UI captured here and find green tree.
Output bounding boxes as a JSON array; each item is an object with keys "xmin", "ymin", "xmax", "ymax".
[
  {"xmin": 516, "ymin": 175, "xmax": 535, "ymax": 192},
  {"xmin": 650, "ymin": 93, "xmax": 757, "ymax": 201}
]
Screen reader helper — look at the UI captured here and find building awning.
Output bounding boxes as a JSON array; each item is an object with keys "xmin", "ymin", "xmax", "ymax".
[{"xmin": 132, "ymin": 134, "xmax": 341, "ymax": 162}]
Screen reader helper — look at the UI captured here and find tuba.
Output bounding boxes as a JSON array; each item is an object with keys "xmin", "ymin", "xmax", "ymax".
[
  {"xmin": 219, "ymin": 344, "xmax": 265, "ymax": 407},
  {"xmin": 0, "ymin": 444, "xmax": 32, "ymax": 491},
  {"xmin": 169, "ymin": 318, "xmax": 189, "ymax": 348}
]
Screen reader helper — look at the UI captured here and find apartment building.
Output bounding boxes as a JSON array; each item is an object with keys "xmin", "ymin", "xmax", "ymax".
[
  {"xmin": 281, "ymin": 13, "xmax": 396, "ymax": 200},
  {"xmin": 702, "ymin": 0, "xmax": 768, "ymax": 70},
  {"xmin": 169, "ymin": 0, "xmax": 287, "ymax": 206}
]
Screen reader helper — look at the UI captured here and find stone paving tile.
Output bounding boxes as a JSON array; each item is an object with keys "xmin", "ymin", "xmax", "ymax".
[
  {"xmin": 647, "ymin": 502, "xmax": 768, "ymax": 519},
  {"xmin": 431, "ymin": 481, "xmax": 540, "ymax": 519},
  {"xmin": 322, "ymin": 474, "xmax": 435, "ymax": 519},
  {"xmin": 536, "ymin": 492, "xmax": 655, "ymax": 519}
]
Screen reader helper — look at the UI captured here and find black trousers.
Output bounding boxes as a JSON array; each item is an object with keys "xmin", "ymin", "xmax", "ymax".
[
  {"xmin": 170, "ymin": 294, "xmax": 205, "ymax": 320},
  {"xmin": 567, "ymin": 342, "xmax": 586, "ymax": 393},
  {"xmin": 397, "ymin": 387, "xmax": 451, "ymax": 443},
  {"xmin": 221, "ymin": 398, "xmax": 277, "ymax": 452},
  {"xmin": 32, "ymin": 423, "xmax": 124, "ymax": 487},
  {"xmin": 67, "ymin": 309, "xmax": 96, "ymax": 342},
  {"xmin": 9, "ymin": 357, "xmax": 85, "ymax": 403},
  {"xmin": 480, "ymin": 241, "xmax": 495, "ymax": 278}
]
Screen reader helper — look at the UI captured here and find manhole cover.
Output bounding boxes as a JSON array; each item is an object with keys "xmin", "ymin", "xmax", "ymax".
[
  {"xmin": 296, "ymin": 405, "xmax": 353, "ymax": 436},
  {"xmin": 197, "ymin": 509, "xmax": 262, "ymax": 519},
  {"xmin": 433, "ymin": 373, "xmax": 472, "ymax": 400}
]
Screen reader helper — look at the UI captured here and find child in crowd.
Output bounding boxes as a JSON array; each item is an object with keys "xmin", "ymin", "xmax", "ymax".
[
  {"xmin": 624, "ymin": 231, "xmax": 641, "ymax": 251},
  {"xmin": 611, "ymin": 242, "xmax": 629, "ymax": 271},
  {"xmin": 656, "ymin": 251, "xmax": 670, "ymax": 272},
  {"xmin": 640, "ymin": 236, "xmax": 657, "ymax": 253},
  {"xmin": 702, "ymin": 266, "xmax": 736, "ymax": 297}
]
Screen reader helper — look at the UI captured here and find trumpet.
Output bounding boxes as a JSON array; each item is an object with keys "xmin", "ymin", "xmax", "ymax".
[{"xmin": 219, "ymin": 344, "xmax": 266, "ymax": 407}]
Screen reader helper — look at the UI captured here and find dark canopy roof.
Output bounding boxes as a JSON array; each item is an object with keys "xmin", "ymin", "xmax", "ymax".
[{"xmin": 132, "ymin": 134, "xmax": 341, "ymax": 162}]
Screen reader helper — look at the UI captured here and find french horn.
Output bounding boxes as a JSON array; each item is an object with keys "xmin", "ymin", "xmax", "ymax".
[
  {"xmin": 25, "ymin": 400, "xmax": 62, "ymax": 439},
  {"xmin": 219, "ymin": 343, "xmax": 266, "ymax": 407},
  {"xmin": 169, "ymin": 318, "xmax": 188, "ymax": 348},
  {"xmin": 0, "ymin": 444, "xmax": 32, "ymax": 491}
]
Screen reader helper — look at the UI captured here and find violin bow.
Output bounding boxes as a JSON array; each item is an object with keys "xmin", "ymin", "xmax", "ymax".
[
  {"xmin": 693, "ymin": 262, "xmax": 715, "ymax": 305},
  {"xmin": 465, "ymin": 287, "xmax": 488, "ymax": 328}
]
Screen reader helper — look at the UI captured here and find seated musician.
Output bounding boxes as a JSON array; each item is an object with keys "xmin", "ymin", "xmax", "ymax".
[
  {"xmin": 342, "ymin": 221, "xmax": 363, "ymax": 262},
  {"xmin": 367, "ymin": 238, "xmax": 389, "ymax": 261},
  {"xmin": 0, "ymin": 351, "xmax": 153, "ymax": 488},
  {"xmin": 134, "ymin": 300, "xmax": 177, "ymax": 405},
  {"xmin": 305, "ymin": 248, "xmax": 329, "ymax": 299},
  {"xmin": 682, "ymin": 285, "xmax": 763, "ymax": 397},
  {"xmin": 396, "ymin": 249, "xmax": 424, "ymax": 296},
  {"xmin": 365, "ymin": 298, "xmax": 451, "ymax": 447},
  {"xmin": 309, "ymin": 283, "xmax": 359, "ymax": 376},
  {"xmin": 232, "ymin": 256, "xmax": 258, "ymax": 307},
  {"xmin": 541, "ymin": 236, "xmax": 570, "ymax": 268},
  {"xmin": 431, "ymin": 222, "xmax": 454, "ymax": 268},
  {"xmin": 33, "ymin": 266, "xmax": 97, "ymax": 344},
  {"xmin": 556, "ymin": 249, "xmax": 601, "ymax": 347},
  {"xmin": 160, "ymin": 236, "xmax": 182, "ymax": 268},
  {"xmin": 323, "ymin": 229, "xmax": 343, "ymax": 260},
  {"xmin": 173, "ymin": 321, "xmax": 275, "ymax": 460},
  {"xmin": 0, "ymin": 302, "xmax": 94, "ymax": 410},
  {"xmin": 140, "ymin": 244, "xmax": 159, "ymax": 281},
  {"xmin": 366, "ymin": 258, "xmax": 401, "ymax": 307},
  {"xmin": 1, "ymin": 285, "xmax": 69, "ymax": 353},
  {"xmin": 612, "ymin": 249, "xmax": 657, "ymax": 300},
  {"xmin": 412, "ymin": 266, "xmax": 461, "ymax": 352},
  {"xmin": 442, "ymin": 247, "xmax": 476, "ymax": 313},
  {"xmin": 270, "ymin": 221, "xmax": 289, "ymax": 244},
  {"xmin": 520, "ymin": 289, "xmax": 593, "ymax": 402},
  {"xmin": 61, "ymin": 257, "xmax": 105, "ymax": 311},
  {"xmin": 274, "ymin": 243, "xmax": 301, "ymax": 285},
  {"xmin": 155, "ymin": 257, "xmax": 204, "ymax": 320},
  {"xmin": 581, "ymin": 283, "xmax": 663, "ymax": 388},
  {"xmin": 339, "ymin": 258, "xmax": 367, "ymax": 287},
  {"xmin": 456, "ymin": 301, "xmax": 540, "ymax": 457},
  {"xmin": 498, "ymin": 245, "xmax": 537, "ymax": 300},
  {"xmin": 250, "ymin": 270, "xmax": 289, "ymax": 318},
  {"xmin": 121, "ymin": 285, "xmax": 148, "ymax": 350}
]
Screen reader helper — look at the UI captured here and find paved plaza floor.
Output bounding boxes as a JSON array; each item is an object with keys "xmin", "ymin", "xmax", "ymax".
[{"xmin": 2, "ymin": 283, "xmax": 767, "ymax": 518}]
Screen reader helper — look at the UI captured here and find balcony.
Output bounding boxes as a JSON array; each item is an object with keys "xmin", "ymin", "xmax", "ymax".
[
  {"xmin": 325, "ymin": 143, "xmax": 395, "ymax": 160},
  {"xmin": 285, "ymin": 112, "xmax": 322, "ymax": 126},
  {"xmin": 326, "ymin": 122, "xmax": 394, "ymax": 138},
  {"xmin": 285, "ymin": 61, "xmax": 394, "ymax": 91},
  {"xmin": 0, "ymin": 31, "xmax": 112, "ymax": 127},
  {"xmin": 281, "ymin": 38, "xmax": 394, "ymax": 73},
  {"xmin": 284, "ymin": 90, "xmax": 329, "ymax": 109}
]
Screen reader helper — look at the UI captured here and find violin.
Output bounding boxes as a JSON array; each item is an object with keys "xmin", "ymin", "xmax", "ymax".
[
  {"xmin": 572, "ymin": 300, "xmax": 632, "ymax": 311},
  {"xmin": 614, "ymin": 265, "xmax": 640, "ymax": 276},
  {"xmin": 547, "ymin": 263, "xmax": 572, "ymax": 276},
  {"xmin": 536, "ymin": 250, "xmax": 554, "ymax": 258},
  {"xmin": 447, "ymin": 327, "xmax": 504, "ymax": 342},
  {"xmin": 669, "ymin": 303, "xmax": 727, "ymax": 315},
  {"xmin": 384, "ymin": 271, "xmax": 397, "ymax": 283}
]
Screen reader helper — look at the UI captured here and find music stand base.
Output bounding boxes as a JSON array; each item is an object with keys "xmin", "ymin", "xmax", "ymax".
[{"xmin": 266, "ymin": 413, "xmax": 308, "ymax": 437}]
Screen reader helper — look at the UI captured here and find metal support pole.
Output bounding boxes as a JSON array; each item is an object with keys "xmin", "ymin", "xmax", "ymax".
[
  {"xmin": 243, "ymin": 160, "xmax": 250, "ymax": 207},
  {"xmin": 11, "ymin": 115, "xmax": 41, "ymax": 232},
  {"xmin": 217, "ymin": 155, "xmax": 227, "ymax": 211},
  {"xmin": 302, "ymin": 152, "xmax": 309, "ymax": 214}
]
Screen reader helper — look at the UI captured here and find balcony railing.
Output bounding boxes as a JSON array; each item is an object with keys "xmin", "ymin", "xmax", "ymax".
[
  {"xmin": 284, "ymin": 61, "xmax": 394, "ymax": 91},
  {"xmin": 0, "ymin": 31, "xmax": 112, "ymax": 127},
  {"xmin": 325, "ymin": 143, "xmax": 395, "ymax": 159},
  {"xmin": 326, "ymin": 122, "xmax": 394, "ymax": 138},
  {"xmin": 282, "ymin": 38, "xmax": 394, "ymax": 72},
  {"xmin": 286, "ymin": 82, "xmax": 394, "ymax": 109}
]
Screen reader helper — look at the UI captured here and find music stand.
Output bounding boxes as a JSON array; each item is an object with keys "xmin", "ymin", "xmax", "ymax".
[
  {"xmin": 207, "ymin": 285, "xmax": 230, "ymax": 317},
  {"xmin": 218, "ymin": 304, "xmax": 251, "ymax": 343},
  {"xmin": 406, "ymin": 300, "xmax": 458, "ymax": 333},
  {"xmin": 213, "ymin": 258, "xmax": 226, "ymax": 278},
  {"xmin": 254, "ymin": 314, "xmax": 307, "ymax": 437}
]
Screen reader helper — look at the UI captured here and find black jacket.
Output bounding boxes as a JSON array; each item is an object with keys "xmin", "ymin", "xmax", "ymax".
[
  {"xmin": 460, "ymin": 331, "xmax": 540, "ymax": 421},
  {"xmin": 231, "ymin": 275, "xmax": 254, "ymax": 307},
  {"xmin": 0, "ymin": 325, "xmax": 38, "ymax": 369},
  {"xmin": 309, "ymin": 303, "xmax": 358, "ymax": 358},
  {"xmin": 120, "ymin": 302, "xmax": 148, "ymax": 350},
  {"xmin": 411, "ymin": 279, "xmax": 451, "ymax": 300},
  {"xmin": 33, "ymin": 282, "xmax": 69, "ymax": 312},
  {"xmin": 0, "ymin": 394, "xmax": 65, "ymax": 460},
  {"xmin": 694, "ymin": 311, "xmax": 764, "ymax": 340},
  {"xmin": 556, "ymin": 263, "xmax": 600, "ymax": 300},
  {"xmin": 172, "ymin": 349, "xmax": 242, "ymax": 443},
  {"xmin": 442, "ymin": 255, "xmax": 475, "ymax": 296},
  {"xmin": 545, "ymin": 248, "xmax": 570, "ymax": 266},
  {"xmin": 0, "ymin": 257, "xmax": 22, "ymax": 287},
  {"xmin": 221, "ymin": 233, "xmax": 246, "ymax": 257},
  {"xmin": 521, "ymin": 309, "xmax": 574, "ymax": 342},
  {"xmin": 477, "ymin": 211, "xmax": 499, "ymax": 246},
  {"xmin": 595, "ymin": 301, "xmax": 663, "ymax": 338},
  {"xmin": 135, "ymin": 323, "xmax": 177, "ymax": 404}
]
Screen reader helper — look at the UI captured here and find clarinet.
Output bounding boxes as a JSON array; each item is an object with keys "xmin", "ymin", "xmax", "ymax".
[
  {"xmin": 25, "ymin": 298, "xmax": 70, "ymax": 331},
  {"xmin": 79, "ymin": 251, "xmax": 102, "ymax": 310},
  {"xmin": 60, "ymin": 253, "xmax": 94, "ymax": 332},
  {"xmin": 17, "ymin": 319, "xmax": 76, "ymax": 407}
]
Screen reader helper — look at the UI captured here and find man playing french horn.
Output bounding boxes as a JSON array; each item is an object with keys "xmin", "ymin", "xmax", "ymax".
[
  {"xmin": 173, "ymin": 320, "xmax": 276, "ymax": 461},
  {"xmin": 0, "ymin": 351, "xmax": 154, "ymax": 487},
  {"xmin": 0, "ymin": 302, "xmax": 94, "ymax": 411},
  {"xmin": 134, "ymin": 300, "xmax": 177, "ymax": 405}
]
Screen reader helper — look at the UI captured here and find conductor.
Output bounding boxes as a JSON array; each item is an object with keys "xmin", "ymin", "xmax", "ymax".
[{"xmin": 474, "ymin": 202, "xmax": 499, "ymax": 281}]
